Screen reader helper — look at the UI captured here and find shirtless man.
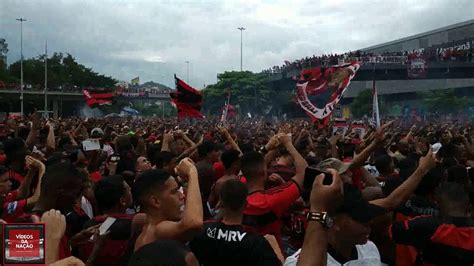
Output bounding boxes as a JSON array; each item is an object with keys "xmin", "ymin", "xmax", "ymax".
[{"xmin": 133, "ymin": 158, "xmax": 203, "ymax": 251}]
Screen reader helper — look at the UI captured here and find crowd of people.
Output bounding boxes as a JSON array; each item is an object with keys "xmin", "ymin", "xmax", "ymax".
[
  {"xmin": 0, "ymin": 113, "xmax": 473, "ymax": 265},
  {"xmin": 262, "ymin": 45, "xmax": 474, "ymax": 75}
]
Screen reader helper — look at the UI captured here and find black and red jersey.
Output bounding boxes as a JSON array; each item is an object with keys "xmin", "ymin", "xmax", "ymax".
[
  {"xmin": 242, "ymin": 180, "xmax": 300, "ymax": 251},
  {"xmin": 390, "ymin": 215, "xmax": 474, "ymax": 265},
  {"xmin": 77, "ymin": 213, "xmax": 133, "ymax": 266},
  {"xmin": 393, "ymin": 195, "xmax": 439, "ymax": 266}
]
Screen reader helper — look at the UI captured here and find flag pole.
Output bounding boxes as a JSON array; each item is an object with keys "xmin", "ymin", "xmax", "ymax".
[
  {"xmin": 44, "ymin": 41, "xmax": 48, "ymax": 118},
  {"xmin": 372, "ymin": 63, "xmax": 380, "ymax": 128}
]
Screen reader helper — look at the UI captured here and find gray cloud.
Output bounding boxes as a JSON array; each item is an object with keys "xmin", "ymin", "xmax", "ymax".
[{"xmin": 1, "ymin": 0, "xmax": 473, "ymax": 88}]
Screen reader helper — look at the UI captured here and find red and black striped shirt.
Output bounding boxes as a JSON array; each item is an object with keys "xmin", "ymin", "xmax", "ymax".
[{"xmin": 390, "ymin": 215, "xmax": 474, "ymax": 265}]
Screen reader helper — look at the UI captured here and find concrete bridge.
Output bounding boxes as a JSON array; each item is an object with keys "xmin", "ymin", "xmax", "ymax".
[{"xmin": 0, "ymin": 89, "xmax": 170, "ymax": 117}]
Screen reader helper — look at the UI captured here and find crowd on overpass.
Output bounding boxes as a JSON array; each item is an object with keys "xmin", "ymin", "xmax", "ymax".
[
  {"xmin": 0, "ymin": 82, "xmax": 172, "ymax": 95},
  {"xmin": 262, "ymin": 45, "xmax": 474, "ymax": 75}
]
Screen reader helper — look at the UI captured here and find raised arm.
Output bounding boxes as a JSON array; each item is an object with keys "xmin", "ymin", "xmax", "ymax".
[
  {"xmin": 34, "ymin": 210, "xmax": 66, "ymax": 265},
  {"xmin": 23, "ymin": 156, "xmax": 45, "ymax": 208},
  {"xmin": 280, "ymin": 135, "xmax": 308, "ymax": 188},
  {"xmin": 297, "ymin": 169, "xmax": 343, "ymax": 266},
  {"xmin": 177, "ymin": 135, "xmax": 203, "ymax": 161},
  {"xmin": 46, "ymin": 121, "xmax": 56, "ymax": 154},
  {"xmin": 264, "ymin": 134, "xmax": 281, "ymax": 167},
  {"xmin": 26, "ymin": 114, "xmax": 40, "ymax": 149},
  {"xmin": 370, "ymin": 148, "xmax": 437, "ymax": 211},
  {"xmin": 155, "ymin": 158, "xmax": 203, "ymax": 242},
  {"xmin": 219, "ymin": 127, "xmax": 242, "ymax": 155},
  {"xmin": 161, "ymin": 131, "xmax": 174, "ymax": 152},
  {"xmin": 350, "ymin": 121, "xmax": 393, "ymax": 169},
  {"xmin": 329, "ymin": 133, "xmax": 342, "ymax": 159}
]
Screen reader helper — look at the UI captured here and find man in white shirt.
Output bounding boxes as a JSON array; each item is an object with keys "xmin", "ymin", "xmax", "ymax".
[{"xmin": 285, "ymin": 184, "xmax": 385, "ymax": 266}]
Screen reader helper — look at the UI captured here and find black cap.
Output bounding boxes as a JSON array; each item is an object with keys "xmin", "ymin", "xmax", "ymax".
[{"xmin": 336, "ymin": 184, "xmax": 385, "ymax": 223}]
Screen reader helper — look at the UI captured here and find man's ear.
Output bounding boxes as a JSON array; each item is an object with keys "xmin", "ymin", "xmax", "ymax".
[{"xmin": 149, "ymin": 195, "xmax": 161, "ymax": 209}]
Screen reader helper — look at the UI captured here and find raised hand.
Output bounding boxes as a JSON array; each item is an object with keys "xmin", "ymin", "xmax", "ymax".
[
  {"xmin": 41, "ymin": 210, "xmax": 66, "ymax": 241},
  {"xmin": 175, "ymin": 158, "xmax": 197, "ymax": 178},
  {"xmin": 25, "ymin": 155, "xmax": 46, "ymax": 171},
  {"xmin": 265, "ymin": 134, "xmax": 281, "ymax": 150},
  {"xmin": 418, "ymin": 147, "xmax": 437, "ymax": 173},
  {"xmin": 310, "ymin": 169, "xmax": 343, "ymax": 212}
]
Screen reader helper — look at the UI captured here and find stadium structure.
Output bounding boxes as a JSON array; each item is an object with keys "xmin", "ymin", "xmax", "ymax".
[{"xmin": 267, "ymin": 19, "xmax": 474, "ymax": 118}]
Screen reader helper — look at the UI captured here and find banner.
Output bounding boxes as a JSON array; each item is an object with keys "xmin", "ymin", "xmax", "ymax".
[
  {"xmin": 170, "ymin": 75, "xmax": 203, "ymax": 119},
  {"xmin": 340, "ymin": 56, "xmax": 407, "ymax": 65},
  {"xmin": 118, "ymin": 91, "xmax": 146, "ymax": 97},
  {"xmin": 295, "ymin": 62, "xmax": 360, "ymax": 121},
  {"xmin": 407, "ymin": 58, "xmax": 427, "ymax": 78},
  {"xmin": 333, "ymin": 121, "xmax": 349, "ymax": 135},
  {"xmin": 351, "ymin": 123, "xmax": 367, "ymax": 139},
  {"xmin": 83, "ymin": 89, "xmax": 114, "ymax": 108}
]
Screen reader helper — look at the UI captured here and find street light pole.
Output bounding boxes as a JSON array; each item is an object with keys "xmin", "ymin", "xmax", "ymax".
[
  {"xmin": 185, "ymin": 61, "xmax": 189, "ymax": 83},
  {"xmin": 17, "ymin": 18, "xmax": 26, "ymax": 115},
  {"xmin": 237, "ymin": 27, "xmax": 245, "ymax": 71}
]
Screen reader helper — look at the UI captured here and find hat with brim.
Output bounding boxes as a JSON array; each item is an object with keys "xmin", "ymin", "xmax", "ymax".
[{"xmin": 316, "ymin": 158, "xmax": 351, "ymax": 174}]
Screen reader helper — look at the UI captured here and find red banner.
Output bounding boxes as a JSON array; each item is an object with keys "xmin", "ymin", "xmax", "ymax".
[{"xmin": 83, "ymin": 89, "xmax": 114, "ymax": 108}]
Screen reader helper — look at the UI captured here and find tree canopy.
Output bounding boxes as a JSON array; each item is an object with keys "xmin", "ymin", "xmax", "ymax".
[
  {"xmin": 3, "ymin": 52, "xmax": 116, "ymax": 89},
  {"xmin": 350, "ymin": 89, "xmax": 372, "ymax": 119},
  {"xmin": 202, "ymin": 71, "xmax": 271, "ymax": 116},
  {"xmin": 421, "ymin": 89, "xmax": 469, "ymax": 114}
]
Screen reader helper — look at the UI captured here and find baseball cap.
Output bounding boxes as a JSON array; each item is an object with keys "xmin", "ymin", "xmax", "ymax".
[
  {"xmin": 336, "ymin": 184, "xmax": 385, "ymax": 223},
  {"xmin": 316, "ymin": 158, "xmax": 350, "ymax": 174},
  {"xmin": 91, "ymin": 128, "xmax": 104, "ymax": 137}
]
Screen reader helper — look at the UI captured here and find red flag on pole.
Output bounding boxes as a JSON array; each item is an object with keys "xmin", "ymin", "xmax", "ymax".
[{"xmin": 170, "ymin": 75, "xmax": 204, "ymax": 119}]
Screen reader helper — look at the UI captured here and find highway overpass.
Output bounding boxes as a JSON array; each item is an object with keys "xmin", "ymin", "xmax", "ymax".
[{"xmin": 0, "ymin": 89, "xmax": 170, "ymax": 117}]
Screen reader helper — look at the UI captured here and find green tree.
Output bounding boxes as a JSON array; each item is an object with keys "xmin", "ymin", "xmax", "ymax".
[
  {"xmin": 421, "ymin": 89, "xmax": 469, "ymax": 114},
  {"xmin": 202, "ymin": 71, "xmax": 271, "ymax": 116},
  {"xmin": 7, "ymin": 52, "xmax": 116, "ymax": 89},
  {"xmin": 350, "ymin": 89, "xmax": 372, "ymax": 118}
]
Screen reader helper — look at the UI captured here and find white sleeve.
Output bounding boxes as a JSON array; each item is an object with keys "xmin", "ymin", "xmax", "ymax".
[{"xmin": 283, "ymin": 249, "xmax": 301, "ymax": 266}]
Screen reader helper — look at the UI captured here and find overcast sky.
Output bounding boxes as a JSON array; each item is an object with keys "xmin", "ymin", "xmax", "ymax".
[{"xmin": 1, "ymin": 0, "xmax": 473, "ymax": 88}]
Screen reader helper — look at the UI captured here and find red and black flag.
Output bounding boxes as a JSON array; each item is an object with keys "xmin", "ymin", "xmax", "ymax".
[
  {"xmin": 83, "ymin": 89, "xmax": 114, "ymax": 108},
  {"xmin": 170, "ymin": 75, "xmax": 204, "ymax": 119},
  {"xmin": 295, "ymin": 62, "xmax": 360, "ymax": 126}
]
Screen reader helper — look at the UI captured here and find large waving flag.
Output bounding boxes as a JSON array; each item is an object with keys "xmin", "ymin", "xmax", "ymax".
[
  {"xmin": 170, "ymin": 75, "xmax": 203, "ymax": 119},
  {"xmin": 295, "ymin": 62, "xmax": 360, "ymax": 123},
  {"xmin": 83, "ymin": 89, "xmax": 114, "ymax": 108}
]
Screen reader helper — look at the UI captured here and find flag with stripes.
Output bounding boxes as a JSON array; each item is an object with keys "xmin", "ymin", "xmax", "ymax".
[{"xmin": 170, "ymin": 75, "xmax": 203, "ymax": 119}]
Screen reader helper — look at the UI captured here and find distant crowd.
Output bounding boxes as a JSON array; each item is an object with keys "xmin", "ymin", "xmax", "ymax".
[{"xmin": 262, "ymin": 45, "xmax": 474, "ymax": 75}]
